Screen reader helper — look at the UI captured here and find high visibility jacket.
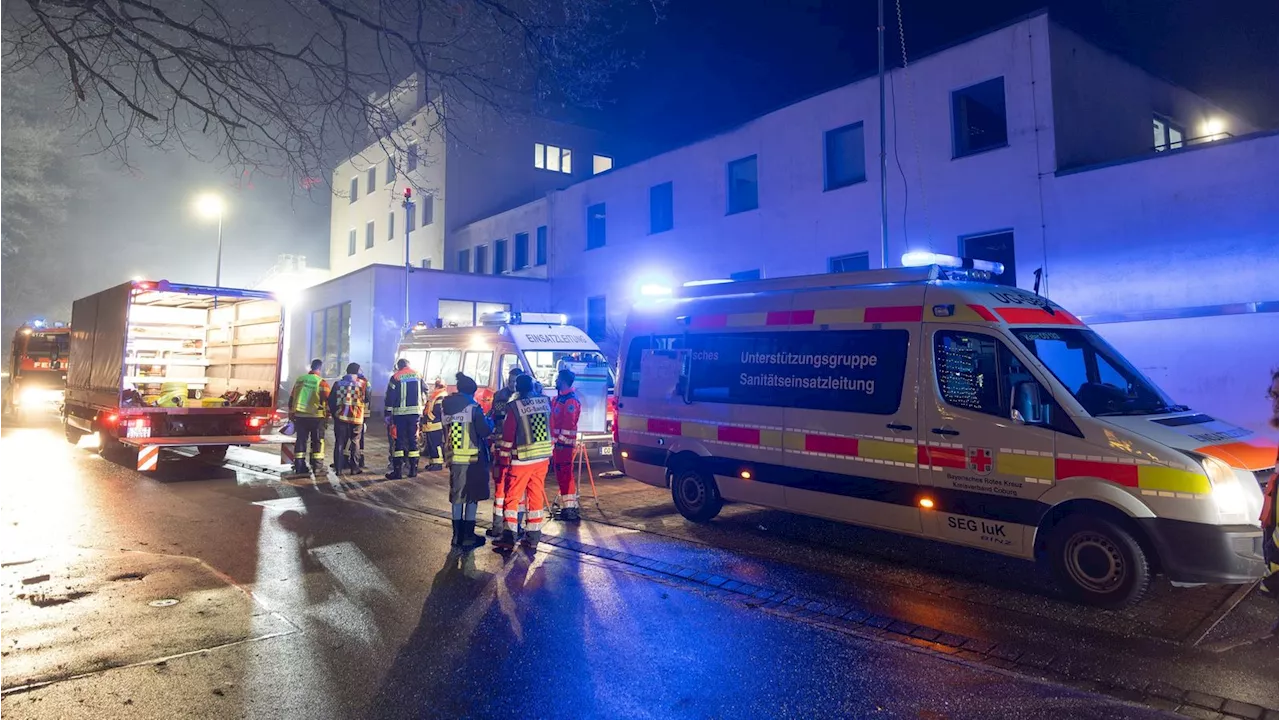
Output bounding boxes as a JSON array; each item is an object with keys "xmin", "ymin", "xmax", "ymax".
[
  {"xmin": 488, "ymin": 387, "xmax": 515, "ymax": 436},
  {"xmin": 327, "ymin": 376, "xmax": 365, "ymax": 424},
  {"xmin": 385, "ymin": 367, "xmax": 423, "ymax": 416},
  {"xmin": 356, "ymin": 374, "xmax": 372, "ymax": 419},
  {"xmin": 290, "ymin": 371, "xmax": 330, "ymax": 418},
  {"xmin": 550, "ymin": 389, "xmax": 581, "ymax": 447},
  {"xmin": 424, "ymin": 386, "xmax": 448, "ymax": 432},
  {"xmin": 441, "ymin": 393, "xmax": 490, "ymax": 466},
  {"xmin": 498, "ymin": 393, "xmax": 553, "ymax": 465}
]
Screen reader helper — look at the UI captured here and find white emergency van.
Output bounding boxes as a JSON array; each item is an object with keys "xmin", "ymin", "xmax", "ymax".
[
  {"xmin": 613, "ymin": 259, "xmax": 1277, "ymax": 607},
  {"xmin": 396, "ymin": 312, "xmax": 616, "ymax": 435}
]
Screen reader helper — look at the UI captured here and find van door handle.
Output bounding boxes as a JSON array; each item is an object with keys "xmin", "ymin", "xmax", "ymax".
[
  {"xmin": 886, "ymin": 423, "xmax": 913, "ymax": 432},
  {"xmin": 931, "ymin": 428, "xmax": 960, "ymax": 436}
]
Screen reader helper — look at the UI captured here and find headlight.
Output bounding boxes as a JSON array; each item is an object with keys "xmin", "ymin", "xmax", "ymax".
[
  {"xmin": 19, "ymin": 388, "xmax": 62, "ymax": 406},
  {"xmin": 1202, "ymin": 456, "xmax": 1248, "ymax": 515}
]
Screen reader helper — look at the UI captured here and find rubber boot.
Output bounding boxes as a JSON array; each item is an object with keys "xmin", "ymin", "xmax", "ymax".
[
  {"xmin": 427, "ymin": 461, "xmax": 444, "ymax": 472},
  {"xmin": 459, "ymin": 521, "xmax": 486, "ymax": 549},
  {"xmin": 408, "ymin": 458, "xmax": 419, "ymax": 478},
  {"xmin": 520, "ymin": 530, "xmax": 541, "ymax": 550},
  {"xmin": 560, "ymin": 507, "xmax": 580, "ymax": 522},
  {"xmin": 493, "ymin": 529, "xmax": 516, "ymax": 551},
  {"xmin": 385, "ymin": 459, "xmax": 403, "ymax": 480},
  {"xmin": 450, "ymin": 520, "xmax": 461, "ymax": 547},
  {"xmin": 292, "ymin": 460, "xmax": 309, "ymax": 477}
]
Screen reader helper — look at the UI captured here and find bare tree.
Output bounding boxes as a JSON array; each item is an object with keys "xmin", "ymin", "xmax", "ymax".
[{"xmin": 3, "ymin": 0, "xmax": 662, "ymax": 191}]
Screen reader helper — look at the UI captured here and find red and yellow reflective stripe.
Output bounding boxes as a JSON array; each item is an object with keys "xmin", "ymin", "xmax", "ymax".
[{"xmin": 621, "ymin": 415, "xmax": 1211, "ymax": 495}]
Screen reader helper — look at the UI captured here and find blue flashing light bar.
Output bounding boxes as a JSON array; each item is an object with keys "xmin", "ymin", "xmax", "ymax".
[{"xmin": 901, "ymin": 252, "xmax": 1004, "ymax": 276}]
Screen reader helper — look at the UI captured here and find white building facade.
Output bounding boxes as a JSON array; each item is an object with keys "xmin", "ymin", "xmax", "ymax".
[
  {"xmin": 311, "ymin": 11, "xmax": 1277, "ymax": 427},
  {"xmin": 442, "ymin": 11, "xmax": 1278, "ymax": 430}
]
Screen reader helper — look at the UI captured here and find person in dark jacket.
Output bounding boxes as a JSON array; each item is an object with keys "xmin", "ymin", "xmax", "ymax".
[
  {"xmin": 327, "ymin": 363, "xmax": 366, "ymax": 476},
  {"xmin": 441, "ymin": 372, "xmax": 492, "ymax": 549},
  {"xmin": 484, "ymin": 366, "xmax": 523, "ymax": 537}
]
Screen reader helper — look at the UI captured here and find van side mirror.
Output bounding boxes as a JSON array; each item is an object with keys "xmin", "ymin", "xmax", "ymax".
[{"xmin": 1011, "ymin": 380, "xmax": 1050, "ymax": 426}]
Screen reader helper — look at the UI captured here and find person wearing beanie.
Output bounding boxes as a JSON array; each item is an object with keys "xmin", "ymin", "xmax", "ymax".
[
  {"xmin": 440, "ymin": 372, "xmax": 492, "ymax": 549},
  {"xmin": 493, "ymin": 373, "xmax": 553, "ymax": 550},
  {"xmin": 485, "ymin": 366, "xmax": 523, "ymax": 537}
]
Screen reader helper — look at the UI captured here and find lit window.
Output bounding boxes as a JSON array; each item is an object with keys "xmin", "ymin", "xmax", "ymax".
[
  {"xmin": 534, "ymin": 143, "xmax": 545, "ymax": 169},
  {"xmin": 546, "ymin": 145, "xmax": 561, "ymax": 172},
  {"xmin": 593, "ymin": 155, "xmax": 614, "ymax": 175},
  {"xmin": 561, "ymin": 148, "xmax": 572, "ymax": 174},
  {"xmin": 1153, "ymin": 115, "xmax": 1185, "ymax": 151}
]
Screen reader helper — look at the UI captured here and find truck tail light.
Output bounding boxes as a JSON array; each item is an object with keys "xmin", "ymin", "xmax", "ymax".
[{"xmin": 248, "ymin": 417, "xmax": 264, "ymax": 428}]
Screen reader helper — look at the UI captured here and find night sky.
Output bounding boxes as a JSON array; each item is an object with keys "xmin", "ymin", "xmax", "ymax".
[
  {"xmin": 7, "ymin": 0, "xmax": 1275, "ymax": 327},
  {"xmin": 602, "ymin": 0, "xmax": 1278, "ymax": 151}
]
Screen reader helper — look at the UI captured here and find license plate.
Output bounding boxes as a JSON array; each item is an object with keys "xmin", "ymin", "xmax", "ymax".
[
  {"xmin": 599, "ymin": 445, "xmax": 613, "ymax": 456},
  {"xmin": 126, "ymin": 426, "xmax": 152, "ymax": 439}
]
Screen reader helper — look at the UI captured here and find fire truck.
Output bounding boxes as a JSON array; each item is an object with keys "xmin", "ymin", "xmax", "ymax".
[{"xmin": 4, "ymin": 321, "xmax": 71, "ymax": 415}]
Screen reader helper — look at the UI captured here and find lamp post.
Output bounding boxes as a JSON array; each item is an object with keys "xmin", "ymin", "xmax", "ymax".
[{"xmin": 194, "ymin": 193, "xmax": 226, "ymax": 286}]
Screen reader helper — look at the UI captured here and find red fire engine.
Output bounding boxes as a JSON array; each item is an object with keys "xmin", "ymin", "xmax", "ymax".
[{"xmin": 4, "ymin": 322, "xmax": 71, "ymax": 414}]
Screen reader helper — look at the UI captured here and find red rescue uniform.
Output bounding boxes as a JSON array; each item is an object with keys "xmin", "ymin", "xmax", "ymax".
[{"xmin": 550, "ymin": 388, "xmax": 582, "ymax": 510}]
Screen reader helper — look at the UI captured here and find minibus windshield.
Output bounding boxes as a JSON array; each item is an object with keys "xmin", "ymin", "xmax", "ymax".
[{"xmin": 1013, "ymin": 328, "xmax": 1186, "ymax": 417}]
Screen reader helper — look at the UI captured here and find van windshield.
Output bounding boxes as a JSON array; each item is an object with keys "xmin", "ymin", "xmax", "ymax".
[
  {"xmin": 524, "ymin": 350, "xmax": 614, "ymax": 393},
  {"xmin": 1013, "ymin": 328, "xmax": 1185, "ymax": 417}
]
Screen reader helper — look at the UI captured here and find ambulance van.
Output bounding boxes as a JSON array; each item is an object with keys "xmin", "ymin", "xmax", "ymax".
[
  {"xmin": 613, "ymin": 258, "xmax": 1276, "ymax": 607},
  {"xmin": 396, "ymin": 312, "xmax": 616, "ymax": 435}
]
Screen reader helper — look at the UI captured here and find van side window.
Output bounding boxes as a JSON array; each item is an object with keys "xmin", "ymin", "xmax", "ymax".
[
  {"xmin": 934, "ymin": 331, "xmax": 1035, "ymax": 418},
  {"xmin": 499, "ymin": 354, "xmax": 519, "ymax": 384},
  {"xmin": 682, "ymin": 329, "xmax": 909, "ymax": 414},
  {"xmin": 622, "ymin": 335, "xmax": 677, "ymax": 397}
]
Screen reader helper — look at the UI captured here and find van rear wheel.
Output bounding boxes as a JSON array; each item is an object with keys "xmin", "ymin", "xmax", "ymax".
[
  {"xmin": 671, "ymin": 466, "xmax": 722, "ymax": 523},
  {"xmin": 1044, "ymin": 514, "xmax": 1149, "ymax": 608}
]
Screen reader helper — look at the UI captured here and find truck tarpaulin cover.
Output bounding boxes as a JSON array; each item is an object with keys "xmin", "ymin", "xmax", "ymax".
[{"xmin": 70, "ymin": 282, "xmax": 132, "ymax": 397}]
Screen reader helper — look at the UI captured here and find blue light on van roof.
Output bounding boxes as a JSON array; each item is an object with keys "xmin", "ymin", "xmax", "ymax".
[{"xmin": 902, "ymin": 252, "xmax": 1004, "ymax": 276}]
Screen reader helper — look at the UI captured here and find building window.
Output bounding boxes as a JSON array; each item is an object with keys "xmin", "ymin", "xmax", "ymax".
[
  {"xmin": 536, "ymin": 226, "xmax": 548, "ymax": 266},
  {"xmin": 422, "ymin": 193, "xmax": 434, "ymax": 226},
  {"xmin": 406, "ymin": 201, "xmax": 417, "ymax": 232},
  {"xmin": 1153, "ymin": 115, "xmax": 1185, "ymax": 151},
  {"xmin": 828, "ymin": 252, "xmax": 869, "ymax": 273},
  {"xmin": 593, "ymin": 155, "xmax": 614, "ymax": 174},
  {"xmin": 824, "ymin": 122, "xmax": 866, "ymax": 190},
  {"xmin": 586, "ymin": 296, "xmax": 607, "ymax": 341},
  {"xmin": 385, "ymin": 158, "xmax": 395, "ymax": 184},
  {"xmin": 457, "ymin": 248, "xmax": 470, "ymax": 273},
  {"xmin": 421, "ymin": 258, "xmax": 432, "ymax": 270},
  {"xmin": 347, "ymin": 229, "xmax": 356, "ymax": 256},
  {"xmin": 535, "ymin": 144, "xmax": 572, "ymax": 174},
  {"xmin": 439, "ymin": 300, "xmax": 511, "ymax": 329},
  {"xmin": 407, "ymin": 143, "xmax": 419, "ymax": 172},
  {"xmin": 310, "ymin": 302, "xmax": 351, "ymax": 378},
  {"xmin": 727, "ymin": 155, "xmax": 759, "ymax": 214},
  {"xmin": 514, "ymin": 232, "xmax": 530, "ymax": 270},
  {"xmin": 960, "ymin": 231, "xmax": 1016, "ymax": 287},
  {"xmin": 494, "ymin": 239, "xmax": 507, "ymax": 274},
  {"xmin": 366, "ymin": 167, "xmax": 376, "ymax": 194},
  {"xmin": 730, "ymin": 269, "xmax": 761, "ymax": 282},
  {"xmin": 474, "ymin": 244, "xmax": 488, "ymax": 274},
  {"xmin": 349, "ymin": 176, "xmax": 358, "ymax": 204},
  {"xmin": 952, "ymin": 77, "xmax": 1008, "ymax": 158},
  {"xmin": 586, "ymin": 203, "xmax": 606, "ymax": 249},
  {"xmin": 649, "ymin": 181, "xmax": 673, "ymax": 234},
  {"xmin": 365, "ymin": 220, "xmax": 375, "ymax": 249},
  {"xmin": 387, "ymin": 212, "xmax": 395, "ymax": 240}
]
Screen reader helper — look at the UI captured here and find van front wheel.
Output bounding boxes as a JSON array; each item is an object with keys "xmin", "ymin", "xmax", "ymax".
[
  {"xmin": 671, "ymin": 466, "xmax": 723, "ymax": 523},
  {"xmin": 1045, "ymin": 515, "xmax": 1150, "ymax": 608}
]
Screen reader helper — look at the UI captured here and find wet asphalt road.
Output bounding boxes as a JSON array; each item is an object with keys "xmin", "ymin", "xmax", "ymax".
[{"xmin": 0, "ymin": 411, "xmax": 1273, "ymax": 719}]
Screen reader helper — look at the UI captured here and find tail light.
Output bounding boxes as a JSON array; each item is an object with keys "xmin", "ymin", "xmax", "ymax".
[{"xmin": 248, "ymin": 417, "xmax": 264, "ymax": 428}]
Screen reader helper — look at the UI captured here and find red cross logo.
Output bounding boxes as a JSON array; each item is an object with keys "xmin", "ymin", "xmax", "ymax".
[{"xmin": 967, "ymin": 447, "xmax": 993, "ymax": 475}]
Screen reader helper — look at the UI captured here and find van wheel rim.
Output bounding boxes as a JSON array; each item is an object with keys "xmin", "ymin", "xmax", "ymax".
[
  {"xmin": 1064, "ymin": 531, "xmax": 1125, "ymax": 593},
  {"xmin": 678, "ymin": 475, "xmax": 705, "ymax": 509}
]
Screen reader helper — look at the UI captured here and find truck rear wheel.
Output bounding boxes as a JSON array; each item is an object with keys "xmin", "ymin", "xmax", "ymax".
[
  {"xmin": 671, "ymin": 466, "xmax": 723, "ymax": 523},
  {"xmin": 198, "ymin": 446, "xmax": 229, "ymax": 463},
  {"xmin": 65, "ymin": 425, "xmax": 86, "ymax": 445},
  {"xmin": 1044, "ymin": 514, "xmax": 1150, "ymax": 608}
]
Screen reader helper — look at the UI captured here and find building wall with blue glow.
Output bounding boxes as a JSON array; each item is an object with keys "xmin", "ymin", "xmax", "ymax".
[{"xmin": 434, "ymin": 11, "xmax": 1277, "ymax": 432}]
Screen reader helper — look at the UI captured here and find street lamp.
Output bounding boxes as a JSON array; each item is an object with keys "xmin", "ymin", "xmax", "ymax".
[{"xmin": 194, "ymin": 193, "xmax": 226, "ymax": 287}]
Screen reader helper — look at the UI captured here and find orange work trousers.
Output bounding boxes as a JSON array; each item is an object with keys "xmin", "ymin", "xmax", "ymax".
[
  {"xmin": 552, "ymin": 445, "xmax": 577, "ymax": 508},
  {"xmin": 502, "ymin": 461, "xmax": 549, "ymax": 534}
]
